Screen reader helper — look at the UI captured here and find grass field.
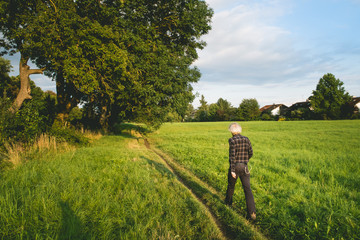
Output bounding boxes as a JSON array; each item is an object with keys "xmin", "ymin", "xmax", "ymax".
[
  {"xmin": 0, "ymin": 135, "xmax": 224, "ymax": 239},
  {"xmin": 150, "ymin": 120, "xmax": 360, "ymax": 239},
  {"xmin": 1, "ymin": 120, "xmax": 359, "ymax": 239}
]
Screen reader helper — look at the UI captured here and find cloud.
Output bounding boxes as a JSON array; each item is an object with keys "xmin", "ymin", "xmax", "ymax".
[
  {"xmin": 191, "ymin": 0, "xmax": 360, "ymax": 107},
  {"xmin": 195, "ymin": 0, "xmax": 337, "ymax": 85}
]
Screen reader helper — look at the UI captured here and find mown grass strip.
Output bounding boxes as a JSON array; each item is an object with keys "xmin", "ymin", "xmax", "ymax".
[{"xmin": 148, "ymin": 140, "xmax": 267, "ymax": 240}]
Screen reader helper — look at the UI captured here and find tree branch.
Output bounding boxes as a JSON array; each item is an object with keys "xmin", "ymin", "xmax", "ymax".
[
  {"xmin": 49, "ymin": 0, "xmax": 57, "ymax": 12},
  {"xmin": 28, "ymin": 68, "xmax": 45, "ymax": 75}
]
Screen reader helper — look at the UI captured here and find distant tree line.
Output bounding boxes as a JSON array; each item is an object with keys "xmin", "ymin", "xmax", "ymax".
[{"xmin": 177, "ymin": 73, "xmax": 359, "ymax": 122}]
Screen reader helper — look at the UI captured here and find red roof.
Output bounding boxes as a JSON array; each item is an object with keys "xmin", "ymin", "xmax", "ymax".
[{"xmin": 259, "ymin": 104, "xmax": 285, "ymax": 112}]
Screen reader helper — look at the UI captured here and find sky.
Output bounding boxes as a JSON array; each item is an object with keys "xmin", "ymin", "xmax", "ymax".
[
  {"xmin": 4, "ymin": 0, "xmax": 360, "ymax": 108},
  {"xmin": 192, "ymin": 0, "xmax": 360, "ymax": 107}
]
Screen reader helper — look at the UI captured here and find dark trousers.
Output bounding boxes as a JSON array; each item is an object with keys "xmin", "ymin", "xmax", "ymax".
[{"xmin": 225, "ymin": 163, "xmax": 256, "ymax": 215}]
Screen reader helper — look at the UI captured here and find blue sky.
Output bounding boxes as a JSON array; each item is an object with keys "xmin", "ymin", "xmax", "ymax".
[
  {"xmin": 192, "ymin": 0, "xmax": 360, "ymax": 107},
  {"xmin": 4, "ymin": 0, "xmax": 360, "ymax": 108}
]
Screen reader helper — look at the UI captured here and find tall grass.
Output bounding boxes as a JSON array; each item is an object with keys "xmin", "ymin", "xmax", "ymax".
[
  {"xmin": 150, "ymin": 120, "xmax": 360, "ymax": 239},
  {"xmin": 2, "ymin": 134, "xmax": 75, "ymax": 169},
  {"xmin": 0, "ymin": 135, "xmax": 223, "ymax": 239}
]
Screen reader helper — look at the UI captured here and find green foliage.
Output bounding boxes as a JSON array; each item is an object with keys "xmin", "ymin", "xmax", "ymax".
[
  {"xmin": 0, "ymin": 0, "xmax": 213, "ymax": 129},
  {"xmin": 309, "ymin": 73, "xmax": 352, "ymax": 119},
  {"xmin": 151, "ymin": 121, "xmax": 360, "ymax": 239},
  {"xmin": 3, "ymin": 101, "xmax": 46, "ymax": 143},
  {"xmin": 184, "ymin": 103, "xmax": 196, "ymax": 122},
  {"xmin": 260, "ymin": 113, "xmax": 272, "ymax": 121},
  {"xmin": 215, "ymin": 98, "xmax": 234, "ymax": 121},
  {"xmin": 0, "ymin": 136, "xmax": 223, "ymax": 239},
  {"xmin": 165, "ymin": 111, "xmax": 182, "ymax": 122},
  {"xmin": 0, "ymin": 57, "xmax": 18, "ymax": 100},
  {"xmin": 68, "ymin": 107, "xmax": 83, "ymax": 128},
  {"xmin": 0, "ymin": 88, "xmax": 56, "ymax": 145},
  {"xmin": 49, "ymin": 120, "xmax": 89, "ymax": 146},
  {"xmin": 288, "ymin": 107, "xmax": 312, "ymax": 120},
  {"xmin": 194, "ymin": 96, "xmax": 237, "ymax": 122},
  {"xmin": 195, "ymin": 95, "xmax": 209, "ymax": 121},
  {"xmin": 193, "ymin": 97, "xmax": 261, "ymax": 122},
  {"xmin": 238, "ymin": 98, "xmax": 261, "ymax": 121},
  {"xmin": 208, "ymin": 103, "xmax": 220, "ymax": 121}
]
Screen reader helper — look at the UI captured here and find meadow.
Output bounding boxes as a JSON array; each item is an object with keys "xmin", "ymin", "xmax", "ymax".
[
  {"xmin": 0, "ymin": 135, "xmax": 224, "ymax": 239},
  {"xmin": 1, "ymin": 120, "xmax": 359, "ymax": 239},
  {"xmin": 150, "ymin": 120, "xmax": 360, "ymax": 239}
]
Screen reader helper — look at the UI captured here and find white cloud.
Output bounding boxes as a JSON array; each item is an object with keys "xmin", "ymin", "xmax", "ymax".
[
  {"xmin": 191, "ymin": 0, "xmax": 360, "ymax": 108},
  {"xmin": 195, "ymin": 1, "xmax": 310, "ymax": 85}
]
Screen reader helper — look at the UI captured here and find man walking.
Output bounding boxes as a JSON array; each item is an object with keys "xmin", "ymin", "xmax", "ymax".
[{"xmin": 225, "ymin": 123, "xmax": 256, "ymax": 220}]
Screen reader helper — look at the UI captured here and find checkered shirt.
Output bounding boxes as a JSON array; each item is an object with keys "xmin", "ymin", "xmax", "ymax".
[{"xmin": 228, "ymin": 134, "xmax": 253, "ymax": 172}]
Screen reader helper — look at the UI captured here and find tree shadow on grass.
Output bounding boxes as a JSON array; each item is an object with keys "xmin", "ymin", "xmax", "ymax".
[
  {"xmin": 111, "ymin": 123, "xmax": 151, "ymax": 138},
  {"xmin": 142, "ymin": 156, "xmax": 174, "ymax": 179},
  {"xmin": 59, "ymin": 201, "xmax": 89, "ymax": 240}
]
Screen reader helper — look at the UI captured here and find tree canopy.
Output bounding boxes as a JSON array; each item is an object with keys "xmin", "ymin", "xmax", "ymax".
[
  {"xmin": 309, "ymin": 73, "xmax": 352, "ymax": 119},
  {"xmin": 0, "ymin": 0, "xmax": 213, "ymax": 128},
  {"xmin": 238, "ymin": 98, "xmax": 260, "ymax": 121}
]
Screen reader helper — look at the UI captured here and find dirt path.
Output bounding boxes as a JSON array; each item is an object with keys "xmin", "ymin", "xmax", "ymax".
[
  {"xmin": 143, "ymin": 138, "xmax": 267, "ymax": 240},
  {"xmin": 144, "ymin": 138, "xmax": 228, "ymax": 240}
]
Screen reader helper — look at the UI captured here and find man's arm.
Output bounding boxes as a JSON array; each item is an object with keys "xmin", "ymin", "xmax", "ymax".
[
  {"xmin": 229, "ymin": 138, "xmax": 236, "ymax": 172},
  {"xmin": 248, "ymin": 139, "xmax": 253, "ymax": 159}
]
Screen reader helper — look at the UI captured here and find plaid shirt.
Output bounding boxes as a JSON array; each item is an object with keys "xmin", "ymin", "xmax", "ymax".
[{"xmin": 229, "ymin": 134, "xmax": 253, "ymax": 172}]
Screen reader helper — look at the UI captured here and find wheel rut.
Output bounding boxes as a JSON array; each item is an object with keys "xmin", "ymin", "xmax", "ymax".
[{"xmin": 143, "ymin": 138, "xmax": 267, "ymax": 240}]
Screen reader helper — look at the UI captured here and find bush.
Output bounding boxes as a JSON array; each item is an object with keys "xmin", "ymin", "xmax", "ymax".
[
  {"xmin": 49, "ymin": 120, "xmax": 89, "ymax": 146},
  {"xmin": 261, "ymin": 113, "xmax": 272, "ymax": 121},
  {"xmin": 0, "ymin": 101, "xmax": 44, "ymax": 145}
]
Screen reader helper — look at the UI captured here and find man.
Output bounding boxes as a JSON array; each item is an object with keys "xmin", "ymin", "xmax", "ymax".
[{"xmin": 225, "ymin": 122, "xmax": 256, "ymax": 221}]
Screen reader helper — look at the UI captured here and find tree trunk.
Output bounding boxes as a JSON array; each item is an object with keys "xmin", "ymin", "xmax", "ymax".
[
  {"xmin": 99, "ymin": 104, "xmax": 110, "ymax": 131},
  {"xmin": 55, "ymin": 69, "xmax": 79, "ymax": 122},
  {"xmin": 11, "ymin": 55, "xmax": 44, "ymax": 112}
]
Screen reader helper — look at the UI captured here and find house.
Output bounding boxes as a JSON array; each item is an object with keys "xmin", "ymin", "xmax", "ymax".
[
  {"xmin": 288, "ymin": 101, "xmax": 313, "ymax": 111},
  {"xmin": 260, "ymin": 104, "xmax": 288, "ymax": 116},
  {"xmin": 351, "ymin": 97, "xmax": 360, "ymax": 113}
]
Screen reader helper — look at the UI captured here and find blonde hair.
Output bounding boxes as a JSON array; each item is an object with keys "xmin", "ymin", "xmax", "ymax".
[{"xmin": 229, "ymin": 123, "xmax": 242, "ymax": 134}]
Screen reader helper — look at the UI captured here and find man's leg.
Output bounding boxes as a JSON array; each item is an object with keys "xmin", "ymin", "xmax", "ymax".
[
  {"xmin": 239, "ymin": 164, "xmax": 256, "ymax": 219},
  {"xmin": 225, "ymin": 168, "xmax": 237, "ymax": 205}
]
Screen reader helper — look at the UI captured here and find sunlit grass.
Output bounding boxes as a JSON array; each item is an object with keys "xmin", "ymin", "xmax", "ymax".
[
  {"xmin": 0, "ymin": 135, "xmax": 223, "ymax": 239},
  {"xmin": 3, "ymin": 134, "xmax": 75, "ymax": 169},
  {"xmin": 150, "ymin": 120, "xmax": 360, "ymax": 239}
]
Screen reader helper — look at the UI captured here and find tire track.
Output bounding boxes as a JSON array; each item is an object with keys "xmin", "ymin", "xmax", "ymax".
[
  {"xmin": 143, "ymin": 138, "xmax": 228, "ymax": 240},
  {"xmin": 143, "ymin": 138, "xmax": 267, "ymax": 240}
]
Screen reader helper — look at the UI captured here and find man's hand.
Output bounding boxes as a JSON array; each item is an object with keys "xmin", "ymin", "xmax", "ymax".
[{"xmin": 231, "ymin": 171, "xmax": 236, "ymax": 178}]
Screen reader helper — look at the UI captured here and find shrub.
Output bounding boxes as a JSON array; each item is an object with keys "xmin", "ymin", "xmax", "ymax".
[
  {"xmin": 0, "ymin": 88, "xmax": 57, "ymax": 146},
  {"xmin": 261, "ymin": 113, "xmax": 272, "ymax": 121},
  {"xmin": 49, "ymin": 120, "xmax": 89, "ymax": 146}
]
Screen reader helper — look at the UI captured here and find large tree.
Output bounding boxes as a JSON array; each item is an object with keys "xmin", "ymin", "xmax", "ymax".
[
  {"xmin": 215, "ymin": 98, "xmax": 234, "ymax": 121},
  {"xmin": 238, "ymin": 98, "xmax": 260, "ymax": 121},
  {"xmin": 195, "ymin": 95, "xmax": 209, "ymax": 121},
  {"xmin": 0, "ymin": 0, "xmax": 46, "ymax": 112},
  {"xmin": 0, "ymin": 0, "xmax": 213, "ymax": 128},
  {"xmin": 309, "ymin": 73, "xmax": 352, "ymax": 120}
]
